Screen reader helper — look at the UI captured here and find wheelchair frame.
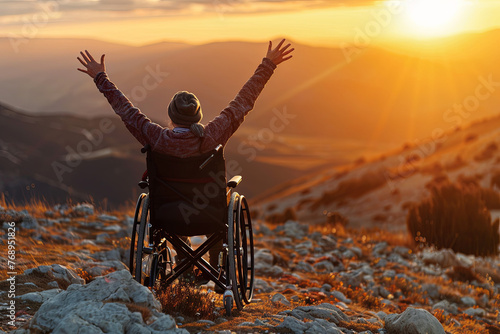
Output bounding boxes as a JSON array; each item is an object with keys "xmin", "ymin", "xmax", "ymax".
[{"xmin": 129, "ymin": 144, "xmax": 255, "ymax": 316}]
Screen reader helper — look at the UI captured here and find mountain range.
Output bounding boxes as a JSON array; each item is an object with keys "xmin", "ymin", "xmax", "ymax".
[{"xmin": 2, "ymin": 31, "xmax": 500, "ymax": 219}]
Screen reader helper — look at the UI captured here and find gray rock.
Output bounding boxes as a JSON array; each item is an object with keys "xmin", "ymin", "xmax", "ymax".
[
  {"xmin": 330, "ymin": 291, "xmax": 351, "ymax": 304},
  {"xmin": 385, "ymin": 307, "xmax": 445, "ymax": 334},
  {"xmin": 421, "ymin": 283, "xmax": 440, "ymax": 299},
  {"xmin": 96, "ymin": 232, "xmax": 110, "ymax": 243},
  {"xmin": 102, "ymin": 224, "xmax": 122, "ymax": 231},
  {"xmin": 350, "ymin": 247, "xmax": 363, "ymax": 258},
  {"xmin": 432, "ymin": 300, "xmax": 458, "ymax": 315},
  {"xmin": 318, "ymin": 236, "xmax": 337, "ymax": 251},
  {"xmin": 321, "ymin": 283, "xmax": 332, "ymax": 292},
  {"xmin": 80, "ymin": 239, "xmax": 97, "ymax": 247},
  {"xmin": 295, "ymin": 261, "xmax": 314, "ymax": 273},
  {"xmin": 372, "ymin": 242, "xmax": 388, "ymax": 256},
  {"xmin": 383, "ymin": 270, "xmax": 396, "ymax": 279},
  {"xmin": 80, "ymin": 261, "xmax": 128, "ymax": 278},
  {"xmin": 92, "ymin": 248, "xmax": 122, "ymax": 262},
  {"xmin": 393, "ymin": 246, "xmax": 412, "ymax": 259},
  {"xmin": 25, "ymin": 270, "xmax": 186, "ymax": 333},
  {"xmin": 254, "ymin": 248, "xmax": 274, "ymax": 265},
  {"xmin": 305, "ymin": 318, "xmax": 342, "ymax": 334},
  {"xmin": 294, "ymin": 303, "xmax": 348, "ymax": 325},
  {"xmin": 422, "ymin": 267, "xmax": 442, "ymax": 276},
  {"xmin": 296, "ymin": 240, "xmax": 313, "ymax": 250},
  {"xmin": 479, "ymin": 294, "xmax": 489, "ymax": 307},
  {"xmin": 238, "ymin": 321, "xmax": 258, "ymax": 327},
  {"xmin": 197, "ymin": 319, "xmax": 216, "ymax": 326},
  {"xmin": 256, "ymin": 263, "xmax": 284, "ymax": 277},
  {"xmin": 17, "ymin": 289, "xmax": 61, "ymax": 303},
  {"xmin": 374, "ymin": 258, "xmax": 388, "ymax": 268},
  {"xmin": 272, "ymin": 293, "xmax": 291, "ymax": 306},
  {"xmin": 48, "ymin": 281, "xmax": 59, "ymax": 288},
  {"xmin": 421, "ymin": 249, "xmax": 468, "ymax": 268},
  {"xmin": 254, "ymin": 278, "xmax": 273, "ymax": 293},
  {"xmin": 374, "ymin": 311, "xmax": 388, "ymax": 321},
  {"xmin": 24, "ymin": 264, "xmax": 84, "ymax": 286},
  {"xmin": 463, "ymin": 307, "xmax": 486, "ymax": 317},
  {"xmin": 341, "ymin": 249, "xmax": 356, "ymax": 259},
  {"xmin": 20, "ymin": 215, "xmax": 39, "ymax": 230},
  {"xmin": 282, "ymin": 221, "xmax": 309, "ymax": 239},
  {"xmin": 340, "ymin": 269, "xmax": 365, "ymax": 288},
  {"xmin": 71, "ymin": 203, "xmax": 94, "ymax": 216},
  {"xmin": 276, "ymin": 316, "xmax": 308, "ymax": 334},
  {"xmin": 314, "ymin": 260, "xmax": 335, "ymax": 272},
  {"xmin": 98, "ymin": 214, "xmax": 119, "ymax": 221},
  {"xmin": 461, "ymin": 296, "xmax": 476, "ymax": 307},
  {"xmin": 295, "ymin": 247, "xmax": 309, "ymax": 256}
]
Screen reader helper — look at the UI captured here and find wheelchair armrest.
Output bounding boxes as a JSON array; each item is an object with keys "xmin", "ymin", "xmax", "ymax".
[{"xmin": 227, "ymin": 175, "xmax": 242, "ymax": 188}]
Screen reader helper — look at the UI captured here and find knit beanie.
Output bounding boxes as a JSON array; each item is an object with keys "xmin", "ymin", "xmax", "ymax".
[{"xmin": 168, "ymin": 91, "xmax": 205, "ymax": 137}]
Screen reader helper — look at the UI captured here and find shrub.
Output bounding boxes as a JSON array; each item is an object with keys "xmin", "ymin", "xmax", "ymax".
[
  {"xmin": 444, "ymin": 155, "xmax": 466, "ymax": 171},
  {"xmin": 325, "ymin": 211, "xmax": 349, "ymax": 226},
  {"xmin": 311, "ymin": 169, "xmax": 387, "ymax": 210},
  {"xmin": 407, "ymin": 179, "xmax": 499, "ymax": 256},
  {"xmin": 474, "ymin": 141, "xmax": 498, "ymax": 162},
  {"xmin": 490, "ymin": 170, "xmax": 500, "ymax": 189},
  {"xmin": 157, "ymin": 282, "xmax": 217, "ymax": 319},
  {"xmin": 266, "ymin": 207, "xmax": 297, "ymax": 224}
]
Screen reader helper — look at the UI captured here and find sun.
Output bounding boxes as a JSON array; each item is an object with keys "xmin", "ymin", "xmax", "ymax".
[{"xmin": 405, "ymin": 0, "xmax": 466, "ymax": 34}]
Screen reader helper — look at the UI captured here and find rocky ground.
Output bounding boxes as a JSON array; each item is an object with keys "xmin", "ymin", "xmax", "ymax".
[{"xmin": 0, "ymin": 203, "xmax": 499, "ymax": 333}]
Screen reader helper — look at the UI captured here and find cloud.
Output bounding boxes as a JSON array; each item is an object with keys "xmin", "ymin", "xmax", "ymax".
[{"xmin": 0, "ymin": 0, "xmax": 376, "ymax": 18}]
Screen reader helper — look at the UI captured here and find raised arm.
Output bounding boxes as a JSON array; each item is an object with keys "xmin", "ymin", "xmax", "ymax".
[
  {"xmin": 77, "ymin": 50, "xmax": 163, "ymax": 147},
  {"xmin": 204, "ymin": 39, "xmax": 294, "ymax": 146}
]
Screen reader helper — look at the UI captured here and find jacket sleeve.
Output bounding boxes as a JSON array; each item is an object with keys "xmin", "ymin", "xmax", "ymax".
[
  {"xmin": 204, "ymin": 58, "xmax": 277, "ymax": 145},
  {"xmin": 94, "ymin": 72, "xmax": 163, "ymax": 147}
]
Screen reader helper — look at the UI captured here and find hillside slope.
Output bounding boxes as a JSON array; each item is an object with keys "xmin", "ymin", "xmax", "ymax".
[{"xmin": 253, "ymin": 113, "xmax": 500, "ymax": 231}]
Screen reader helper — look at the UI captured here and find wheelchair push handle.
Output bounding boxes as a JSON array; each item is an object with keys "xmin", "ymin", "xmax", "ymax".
[
  {"xmin": 141, "ymin": 144, "xmax": 151, "ymax": 154},
  {"xmin": 199, "ymin": 144, "xmax": 223, "ymax": 170}
]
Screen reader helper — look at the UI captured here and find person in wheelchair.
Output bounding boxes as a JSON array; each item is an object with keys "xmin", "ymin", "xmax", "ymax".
[{"xmin": 77, "ymin": 39, "xmax": 293, "ymax": 291}]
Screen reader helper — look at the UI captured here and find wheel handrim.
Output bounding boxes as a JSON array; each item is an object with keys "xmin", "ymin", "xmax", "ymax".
[
  {"xmin": 227, "ymin": 193, "xmax": 243, "ymax": 310},
  {"xmin": 134, "ymin": 195, "xmax": 150, "ymax": 285},
  {"xmin": 237, "ymin": 196, "xmax": 254, "ymax": 304}
]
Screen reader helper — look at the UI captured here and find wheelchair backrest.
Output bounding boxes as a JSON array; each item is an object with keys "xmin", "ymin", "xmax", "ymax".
[{"xmin": 145, "ymin": 146, "xmax": 228, "ymax": 236}]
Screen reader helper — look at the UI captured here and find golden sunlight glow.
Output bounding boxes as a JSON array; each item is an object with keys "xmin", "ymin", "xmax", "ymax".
[{"xmin": 405, "ymin": 0, "xmax": 465, "ymax": 34}]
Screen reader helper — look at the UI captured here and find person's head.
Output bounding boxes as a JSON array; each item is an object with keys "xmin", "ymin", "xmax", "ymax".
[{"xmin": 168, "ymin": 91, "xmax": 205, "ymax": 137}]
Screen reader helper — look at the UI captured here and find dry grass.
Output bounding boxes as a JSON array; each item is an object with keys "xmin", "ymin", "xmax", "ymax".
[
  {"xmin": 125, "ymin": 303, "xmax": 153, "ymax": 323},
  {"xmin": 338, "ymin": 319, "xmax": 381, "ymax": 332},
  {"xmin": 156, "ymin": 282, "xmax": 218, "ymax": 320}
]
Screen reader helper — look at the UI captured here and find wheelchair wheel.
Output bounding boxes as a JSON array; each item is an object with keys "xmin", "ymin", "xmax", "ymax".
[
  {"xmin": 129, "ymin": 193, "xmax": 146, "ymax": 276},
  {"xmin": 131, "ymin": 194, "xmax": 153, "ymax": 285},
  {"xmin": 236, "ymin": 196, "xmax": 255, "ymax": 304}
]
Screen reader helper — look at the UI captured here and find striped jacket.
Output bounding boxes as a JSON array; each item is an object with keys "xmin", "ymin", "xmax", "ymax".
[{"xmin": 94, "ymin": 58, "xmax": 277, "ymax": 158}]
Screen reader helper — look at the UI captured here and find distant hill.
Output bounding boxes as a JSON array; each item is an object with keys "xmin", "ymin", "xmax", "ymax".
[
  {"xmin": 0, "ymin": 102, "xmax": 311, "ymax": 207},
  {"xmin": 252, "ymin": 112, "xmax": 500, "ymax": 231}
]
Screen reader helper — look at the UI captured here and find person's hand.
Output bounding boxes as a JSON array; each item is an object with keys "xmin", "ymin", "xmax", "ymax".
[
  {"xmin": 266, "ymin": 39, "xmax": 294, "ymax": 66},
  {"xmin": 77, "ymin": 50, "xmax": 105, "ymax": 79}
]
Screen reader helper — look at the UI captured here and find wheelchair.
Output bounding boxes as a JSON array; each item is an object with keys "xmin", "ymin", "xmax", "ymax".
[{"xmin": 129, "ymin": 144, "xmax": 255, "ymax": 316}]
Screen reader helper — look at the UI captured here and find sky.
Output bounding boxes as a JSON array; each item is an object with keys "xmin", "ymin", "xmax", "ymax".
[{"xmin": 1, "ymin": 0, "xmax": 500, "ymax": 47}]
